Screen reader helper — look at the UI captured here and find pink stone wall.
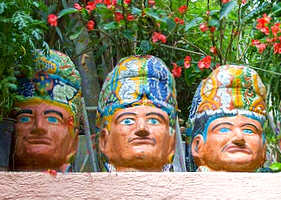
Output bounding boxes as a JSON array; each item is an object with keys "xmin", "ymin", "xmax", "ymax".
[{"xmin": 0, "ymin": 172, "xmax": 280, "ymax": 199}]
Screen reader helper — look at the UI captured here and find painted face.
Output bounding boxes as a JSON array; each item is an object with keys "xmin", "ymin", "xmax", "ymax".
[
  {"xmin": 192, "ymin": 115, "xmax": 265, "ymax": 172},
  {"xmin": 14, "ymin": 102, "xmax": 78, "ymax": 171},
  {"xmin": 99, "ymin": 105, "xmax": 175, "ymax": 171}
]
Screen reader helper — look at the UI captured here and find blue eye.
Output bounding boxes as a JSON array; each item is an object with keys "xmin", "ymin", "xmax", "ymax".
[
  {"xmin": 219, "ymin": 128, "xmax": 231, "ymax": 133},
  {"xmin": 120, "ymin": 118, "xmax": 135, "ymax": 125},
  {"xmin": 147, "ymin": 118, "xmax": 160, "ymax": 125},
  {"xmin": 47, "ymin": 116, "xmax": 59, "ymax": 124},
  {"xmin": 243, "ymin": 129, "xmax": 254, "ymax": 135},
  {"xmin": 19, "ymin": 116, "xmax": 31, "ymax": 123}
]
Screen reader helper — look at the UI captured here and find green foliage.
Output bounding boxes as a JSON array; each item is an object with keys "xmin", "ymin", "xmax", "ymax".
[
  {"xmin": 0, "ymin": 0, "xmax": 48, "ymax": 118},
  {"xmin": 46, "ymin": 0, "xmax": 281, "ymax": 164}
]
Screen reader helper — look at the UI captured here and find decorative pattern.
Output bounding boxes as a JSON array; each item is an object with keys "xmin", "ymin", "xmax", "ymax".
[
  {"xmin": 17, "ymin": 49, "xmax": 82, "ymax": 124},
  {"xmin": 96, "ymin": 55, "xmax": 178, "ymax": 133},
  {"xmin": 189, "ymin": 65, "xmax": 267, "ymax": 128}
]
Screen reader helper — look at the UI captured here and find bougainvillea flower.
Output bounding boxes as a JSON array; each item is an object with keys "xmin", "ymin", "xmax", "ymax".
[
  {"xmin": 47, "ymin": 14, "xmax": 58, "ymax": 27},
  {"xmin": 74, "ymin": 3, "xmax": 82, "ymax": 10},
  {"xmin": 251, "ymin": 39, "xmax": 260, "ymax": 46},
  {"xmin": 124, "ymin": 0, "xmax": 131, "ymax": 4},
  {"xmin": 184, "ymin": 56, "xmax": 191, "ymax": 69},
  {"xmin": 174, "ymin": 17, "xmax": 184, "ymax": 25},
  {"xmin": 115, "ymin": 12, "xmax": 124, "ymax": 22},
  {"xmin": 152, "ymin": 32, "xmax": 167, "ymax": 43},
  {"xmin": 87, "ymin": 20, "xmax": 95, "ymax": 31},
  {"xmin": 172, "ymin": 63, "xmax": 182, "ymax": 78},
  {"xmin": 178, "ymin": 5, "xmax": 188, "ymax": 14},
  {"xmin": 271, "ymin": 23, "xmax": 281, "ymax": 37},
  {"xmin": 222, "ymin": 0, "xmax": 231, "ymax": 4},
  {"xmin": 148, "ymin": 0, "xmax": 155, "ymax": 6},
  {"xmin": 210, "ymin": 26, "xmax": 216, "ymax": 33},
  {"xmin": 198, "ymin": 56, "xmax": 211, "ymax": 70},
  {"xmin": 273, "ymin": 42, "xmax": 281, "ymax": 54},
  {"xmin": 210, "ymin": 46, "xmax": 217, "ymax": 55},
  {"xmin": 127, "ymin": 14, "xmax": 134, "ymax": 21},
  {"xmin": 256, "ymin": 13, "xmax": 271, "ymax": 29},
  {"xmin": 256, "ymin": 43, "xmax": 266, "ymax": 54},
  {"xmin": 266, "ymin": 37, "xmax": 277, "ymax": 43},
  {"xmin": 199, "ymin": 23, "xmax": 209, "ymax": 32},
  {"xmin": 242, "ymin": 0, "xmax": 247, "ymax": 4},
  {"xmin": 86, "ymin": 1, "xmax": 96, "ymax": 13},
  {"xmin": 260, "ymin": 26, "xmax": 270, "ymax": 35}
]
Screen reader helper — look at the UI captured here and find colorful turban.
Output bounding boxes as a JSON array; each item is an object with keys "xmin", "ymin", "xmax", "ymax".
[
  {"xmin": 17, "ymin": 49, "xmax": 82, "ymax": 125},
  {"xmin": 189, "ymin": 65, "xmax": 267, "ymax": 139},
  {"xmin": 96, "ymin": 55, "xmax": 177, "ymax": 133}
]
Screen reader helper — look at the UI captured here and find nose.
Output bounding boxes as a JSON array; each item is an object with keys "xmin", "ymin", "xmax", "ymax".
[
  {"xmin": 31, "ymin": 114, "xmax": 46, "ymax": 135},
  {"xmin": 232, "ymin": 128, "xmax": 246, "ymax": 146},
  {"xmin": 134, "ymin": 118, "xmax": 150, "ymax": 137}
]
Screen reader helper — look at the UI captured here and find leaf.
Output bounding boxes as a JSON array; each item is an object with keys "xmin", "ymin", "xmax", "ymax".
[
  {"xmin": 131, "ymin": 7, "xmax": 142, "ymax": 16},
  {"xmin": 140, "ymin": 40, "xmax": 152, "ymax": 53},
  {"xmin": 220, "ymin": 1, "xmax": 237, "ymax": 20},
  {"xmin": 269, "ymin": 162, "xmax": 281, "ymax": 172},
  {"xmin": 8, "ymin": 83, "xmax": 17, "ymax": 91},
  {"xmin": 122, "ymin": 30, "xmax": 134, "ymax": 41},
  {"xmin": 162, "ymin": 17, "xmax": 176, "ymax": 32},
  {"xmin": 144, "ymin": 8, "xmax": 165, "ymax": 22},
  {"xmin": 55, "ymin": 27, "xmax": 64, "ymax": 42},
  {"xmin": 272, "ymin": 2, "xmax": 281, "ymax": 17},
  {"xmin": 0, "ymin": 2, "xmax": 6, "ymax": 14},
  {"xmin": 103, "ymin": 22, "xmax": 118, "ymax": 30},
  {"xmin": 185, "ymin": 17, "xmax": 203, "ymax": 31},
  {"xmin": 62, "ymin": 0, "xmax": 68, "ymax": 9},
  {"xmin": 58, "ymin": 8, "xmax": 78, "ymax": 19},
  {"xmin": 69, "ymin": 26, "xmax": 84, "ymax": 40},
  {"xmin": 209, "ymin": 19, "xmax": 219, "ymax": 27}
]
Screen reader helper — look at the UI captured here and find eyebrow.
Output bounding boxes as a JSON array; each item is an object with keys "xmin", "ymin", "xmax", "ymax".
[
  {"xmin": 241, "ymin": 123, "xmax": 259, "ymax": 132},
  {"xmin": 16, "ymin": 109, "xmax": 33, "ymax": 116},
  {"xmin": 44, "ymin": 110, "xmax": 63, "ymax": 119},
  {"xmin": 211, "ymin": 122, "xmax": 233, "ymax": 131},
  {"xmin": 146, "ymin": 112, "xmax": 166, "ymax": 121},
  {"xmin": 115, "ymin": 112, "xmax": 137, "ymax": 122}
]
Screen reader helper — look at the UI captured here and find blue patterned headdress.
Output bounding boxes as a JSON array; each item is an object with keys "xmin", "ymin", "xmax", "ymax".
[{"xmin": 96, "ymin": 55, "xmax": 178, "ymax": 132}]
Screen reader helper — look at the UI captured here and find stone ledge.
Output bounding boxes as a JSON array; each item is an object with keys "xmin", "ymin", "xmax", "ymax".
[{"xmin": 0, "ymin": 172, "xmax": 280, "ymax": 200}]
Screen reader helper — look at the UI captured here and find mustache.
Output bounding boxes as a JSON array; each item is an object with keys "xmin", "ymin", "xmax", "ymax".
[
  {"xmin": 221, "ymin": 143, "xmax": 253, "ymax": 153},
  {"xmin": 25, "ymin": 136, "xmax": 52, "ymax": 145},
  {"xmin": 128, "ymin": 136, "xmax": 156, "ymax": 145}
]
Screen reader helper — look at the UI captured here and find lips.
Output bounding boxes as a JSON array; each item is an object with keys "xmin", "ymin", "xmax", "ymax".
[
  {"xmin": 128, "ymin": 137, "xmax": 156, "ymax": 145},
  {"xmin": 26, "ymin": 136, "xmax": 52, "ymax": 145},
  {"xmin": 222, "ymin": 145, "xmax": 252, "ymax": 154}
]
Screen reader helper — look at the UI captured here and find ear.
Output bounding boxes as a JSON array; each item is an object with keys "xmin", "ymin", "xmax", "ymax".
[
  {"xmin": 99, "ymin": 128, "xmax": 110, "ymax": 154},
  {"xmin": 66, "ymin": 128, "xmax": 79, "ymax": 163},
  {"xmin": 191, "ymin": 135, "xmax": 205, "ymax": 166}
]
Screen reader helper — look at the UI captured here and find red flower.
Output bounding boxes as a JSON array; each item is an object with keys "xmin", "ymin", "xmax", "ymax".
[
  {"xmin": 199, "ymin": 23, "xmax": 208, "ymax": 32},
  {"xmin": 198, "ymin": 56, "xmax": 211, "ymax": 70},
  {"xmin": 172, "ymin": 63, "xmax": 182, "ymax": 78},
  {"xmin": 86, "ymin": 1, "xmax": 96, "ymax": 13},
  {"xmin": 256, "ymin": 43, "xmax": 266, "ymax": 54},
  {"xmin": 222, "ymin": 0, "xmax": 231, "ymax": 4},
  {"xmin": 251, "ymin": 39, "xmax": 260, "ymax": 46},
  {"xmin": 74, "ymin": 3, "xmax": 82, "ymax": 10},
  {"xmin": 115, "ymin": 12, "xmax": 124, "ymax": 22},
  {"xmin": 152, "ymin": 32, "xmax": 167, "ymax": 43},
  {"xmin": 148, "ymin": 0, "xmax": 155, "ymax": 6},
  {"xmin": 206, "ymin": 10, "xmax": 210, "ymax": 16},
  {"xmin": 184, "ymin": 56, "xmax": 191, "ymax": 69},
  {"xmin": 242, "ymin": 0, "xmax": 247, "ymax": 4},
  {"xmin": 46, "ymin": 169, "xmax": 57, "ymax": 177},
  {"xmin": 87, "ymin": 20, "xmax": 95, "ymax": 31},
  {"xmin": 271, "ymin": 23, "xmax": 281, "ymax": 37},
  {"xmin": 47, "ymin": 14, "xmax": 58, "ymax": 27},
  {"xmin": 256, "ymin": 13, "xmax": 271, "ymax": 33},
  {"xmin": 124, "ymin": 0, "xmax": 131, "ymax": 5},
  {"xmin": 210, "ymin": 46, "xmax": 217, "ymax": 55},
  {"xmin": 266, "ymin": 37, "xmax": 277, "ymax": 43},
  {"xmin": 174, "ymin": 17, "xmax": 184, "ymax": 25},
  {"xmin": 178, "ymin": 5, "xmax": 188, "ymax": 14},
  {"xmin": 127, "ymin": 14, "xmax": 134, "ymax": 21},
  {"xmin": 273, "ymin": 42, "xmax": 281, "ymax": 54},
  {"xmin": 104, "ymin": 0, "xmax": 111, "ymax": 6},
  {"xmin": 210, "ymin": 26, "xmax": 216, "ymax": 33}
]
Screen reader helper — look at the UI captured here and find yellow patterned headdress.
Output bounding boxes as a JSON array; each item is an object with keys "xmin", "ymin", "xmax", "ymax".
[{"xmin": 189, "ymin": 65, "xmax": 267, "ymax": 138}]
